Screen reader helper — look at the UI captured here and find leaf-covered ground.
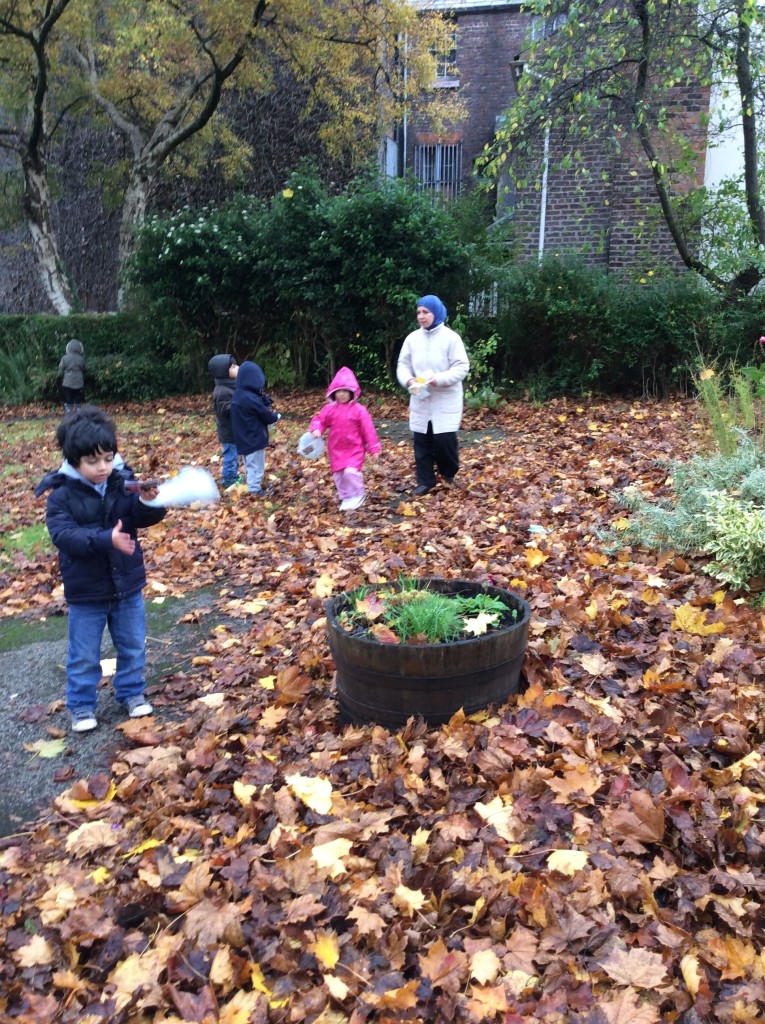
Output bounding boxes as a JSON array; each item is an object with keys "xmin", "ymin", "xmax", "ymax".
[{"xmin": 2, "ymin": 392, "xmax": 765, "ymax": 1024}]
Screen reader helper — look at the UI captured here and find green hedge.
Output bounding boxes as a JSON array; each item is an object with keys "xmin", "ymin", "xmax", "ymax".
[
  {"xmin": 457, "ymin": 261, "xmax": 765, "ymax": 399},
  {"xmin": 1, "ymin": 245, "xmax": 765, "ymax": 405},
  {"xmin": 0, "ymin": 312, "xmax": 196, "ymax": 406}
]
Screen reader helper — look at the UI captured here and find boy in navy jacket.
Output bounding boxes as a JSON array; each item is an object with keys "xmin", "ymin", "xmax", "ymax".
[
  {"xmin": 35, "ymin": 408, "xmax": 166, "ymax": 732},
  {"xmin": 230, "ymin": 361, "xmax": 280, "ymax": 495}
]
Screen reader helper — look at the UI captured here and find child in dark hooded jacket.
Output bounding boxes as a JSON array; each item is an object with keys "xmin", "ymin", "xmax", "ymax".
[
  {"xmin": 309, "ymin": 366, "xmax": 381, "ymax": 511},
  {"xmin": 207, "ymin": 353, "xmax": 240, "ymax": 488},
  {"xmin": 230, "ymin": 361, "xmax": 280, "ymax": 495}
]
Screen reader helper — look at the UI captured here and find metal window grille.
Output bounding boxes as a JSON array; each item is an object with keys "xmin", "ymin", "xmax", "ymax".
[
  {"xmin": 414, "ymin": 142, "xmax": 463, "ymax": 199},
  {"xmin": 468, "ymin": 281, "xmax": 498, "ymax": 317}
]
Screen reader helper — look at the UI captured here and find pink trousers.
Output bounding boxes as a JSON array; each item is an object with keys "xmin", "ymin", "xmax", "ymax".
[{"xmin": 333, "ymin": 467, "xmax": 365, "ymax": 500}]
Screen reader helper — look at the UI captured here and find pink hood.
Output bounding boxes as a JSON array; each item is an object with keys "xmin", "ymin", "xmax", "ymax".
[{"xmin": 327, "ymin": 366, "xmax": 361, "ymax": 400}]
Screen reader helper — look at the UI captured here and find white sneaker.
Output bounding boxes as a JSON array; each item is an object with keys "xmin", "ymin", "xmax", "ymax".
[
  {"xmin": 343, "ymin": 495, "xmax": 364, "ymax": 511},
  {"xmin": 339, "ymin": 499, "xmax": 352, "ymax": 510},
  {"xmin": 71, "ymin": 709, "xmax": 98, "ymax": 733},
  {"xmin": 124, "ymin": 695, "xmax": 154, "ymax": 718}
]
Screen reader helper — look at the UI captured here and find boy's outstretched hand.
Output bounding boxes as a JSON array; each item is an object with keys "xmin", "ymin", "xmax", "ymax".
[
  {"xmin": 138, "ymin": 484, "xmax": 159, "ymax": 502},
  {"xmin": 112, "ymin": 519, "xmax": 136, "ymax": 555}
]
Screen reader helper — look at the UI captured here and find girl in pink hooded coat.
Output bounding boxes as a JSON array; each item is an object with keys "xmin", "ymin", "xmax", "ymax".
[{"xmin": 309, "ymin": 367, "xmax": 381, "ymax": 511}]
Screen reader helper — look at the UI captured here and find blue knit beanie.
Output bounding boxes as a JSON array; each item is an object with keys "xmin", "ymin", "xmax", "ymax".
[{"xmin": 416, "ymin": 294, "xmax": 447, "ymax": 328}]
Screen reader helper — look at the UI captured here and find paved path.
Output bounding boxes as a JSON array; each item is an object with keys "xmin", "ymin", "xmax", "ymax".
[{"xmin": 0, "ymin": 592, "xmax": 222, "ymax": 838}]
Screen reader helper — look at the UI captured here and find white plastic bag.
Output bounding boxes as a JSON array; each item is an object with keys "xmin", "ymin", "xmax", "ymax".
[
  {"xmin": 408, "ymin": 370, "xmax": 433, "ymax": 400},
  {"xmin": 142, "ymin": 466, "xmax": 220, "ymax": 507},
  {"xmin": 297, "ymin": 432, "xmax": 325, "ymax": 459}
]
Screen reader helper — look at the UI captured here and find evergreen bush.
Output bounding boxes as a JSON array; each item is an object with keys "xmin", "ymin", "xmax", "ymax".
[{"xmin": 0, "ymin": 312, "xmax": 194, "ymax": 405}]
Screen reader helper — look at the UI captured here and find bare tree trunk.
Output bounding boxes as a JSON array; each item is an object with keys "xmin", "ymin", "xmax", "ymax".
[
  {"xmin": 116, "ymin": 166, "xmax": 151, "ymax": 308},
  {"xmin": 21, "ymin": 154, "xmax": 75, "ymax": 314}
]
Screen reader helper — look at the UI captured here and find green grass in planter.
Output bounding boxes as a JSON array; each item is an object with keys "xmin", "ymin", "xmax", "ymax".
[
  {"xmin": 381, "ymin": 590, "xmax": 465, "ymax": 643},
  {"xmin": 340, "ymin": 581, "xmax": 520, "ymax": 643}
]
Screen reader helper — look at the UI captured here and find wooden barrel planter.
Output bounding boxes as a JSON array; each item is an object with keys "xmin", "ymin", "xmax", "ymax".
[{"xmin": 326, "ymin": 578, "xmax": 530, "ymax": 728}]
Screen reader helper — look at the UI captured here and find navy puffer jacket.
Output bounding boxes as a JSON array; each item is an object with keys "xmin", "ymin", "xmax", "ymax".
[
  {"xmin": 36, "ymin": 467, "xmax": 166, "ymax": 604},
  {"xmin": 230, "ymin": 361, "xmax": 279, "ymax": 455}
]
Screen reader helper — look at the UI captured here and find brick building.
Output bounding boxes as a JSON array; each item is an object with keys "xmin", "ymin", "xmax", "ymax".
[{"xmin": 396, "ymin": 0, "xmax": 711, "ymax": 275}]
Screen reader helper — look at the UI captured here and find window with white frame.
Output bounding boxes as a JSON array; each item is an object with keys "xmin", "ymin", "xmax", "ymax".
[
  {"xmin": 530, "ymin": 12, "xmax": 567, "ymax": 41},
  {"xmin": 432, "ymin": 28, "xmax": 458, "ymax": 85},
  {"xmin": 413, "ymin": 141, "xmax": 463, "ymax": 199}
]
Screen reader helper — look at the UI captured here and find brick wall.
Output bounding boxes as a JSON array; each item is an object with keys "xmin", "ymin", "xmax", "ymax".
[
  {"xmin": 406, "ymin": 10, "xmax": 531, "ymax": 177},
  {"xmin": 406, "ymin": 5, "xmax": 711, "ymax": 277}
]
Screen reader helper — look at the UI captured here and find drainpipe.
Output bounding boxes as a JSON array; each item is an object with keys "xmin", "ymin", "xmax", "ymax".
[
  {"xmin": 538, "ymin": 120, "xmax": 550, "ymax": 261},
  {"xmin": 512, "ymin": 58, "xmax": 550, "ymax": 262},
  {"xmin": 402, "ymin": 33, "xmax": 409, "ymax": 174}
]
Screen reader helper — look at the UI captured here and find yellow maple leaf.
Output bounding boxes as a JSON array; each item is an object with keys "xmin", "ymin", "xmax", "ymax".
[
  {"xmin": 314, "ymin": 574, "xmax": 336, "ymax": 598},
  {"xmin": 475, "ymin": 796, "xmax": 519, "ymax": 842},
  {"xmin": 584, "ymin": 551, "xmax": 608, "ymax": 567},
  {"xmin": 708, "ymin": 934, "xmax": 758, "ymax": 980},
  {"xmin": 24, "ymin": 738, "xmax": 66, "ymax": 759},
  {"xmin": 219, "ymin": 989, "xmax": 263, "ymax": 1024},
  {"xmin": 546, "ymin": 849, "xmax": 589, "ymax": 876},
  {"xmin": 672, "ymin": 602, "xmax": 726, "ymax": 636},
  {"xmin": 233, "ymin": 780, "xmax": 257, "ymax": 807},
  {"xmin": 323, "ymin": 973, "xmax": 350, "ymax": 1002},
  {"xmin": 312, "ymin": 838, "xmax": 353, "ymax": 878},
  {"xmin": 123, "ymin": 837, "xmax": 162, "ymax": 858},
  {"xmin": 259, "ymin": 675, "xmax": 276, "ymax": 690},
  {"xmin": 309, "ymin": 929, "xmax": 340, "ymax": 970},
  {"xmin": 526, "ymin": 548, "xmax": 549, "ymax": 568},
  {"xmin": 14, "ymin": 934, "xmax": 54, "ymax": 967},
  {"xmin": 680, "ymin": 953, "xmax": 703, "ymax": 998},
  {"xmin": 393, "ymin": 884, "xmax": 427, "ymax": 916},
  {"xmin": 286, "ymin": 773, "xmax": 333, "ymax": 814},
  {"xmin": 699, "ymin": 367, "xmax": 715, "ymax": 380},
  {"xmin": 108, "ymin": 952, "xmax": 157, "ymax": 1010},
  {"xmin": 469, "ymin": 948, "xmax": 501, "ymax": 985},
  {"xmin": 251, "ymin": 963, "xmax": 289, "ymax": 1008},
  {"xmin": 241, "ymin": 599, "xmax": 268, "ymax": 615},
  {"xmin": 411, "ymin": 827, "xmax": 431, "ymax": 851},
  {"xmin": 462, "ymin": 612, "xmax": 499, "ymax": 636}
]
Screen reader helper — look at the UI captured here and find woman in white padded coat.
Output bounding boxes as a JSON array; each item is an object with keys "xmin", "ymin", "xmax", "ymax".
[{"xmin": 396, "ymin": 294, "xmax": 470, "ymax": 495}]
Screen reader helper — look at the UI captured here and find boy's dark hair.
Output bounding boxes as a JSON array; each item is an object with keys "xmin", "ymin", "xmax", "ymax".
[{"xmin": 57, "ymin": 407, "xmax": 118, "ymax": 466}]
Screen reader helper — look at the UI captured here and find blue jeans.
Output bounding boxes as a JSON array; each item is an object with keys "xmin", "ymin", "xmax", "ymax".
[
  {"xmin": 221, "ymin": 442, "xmax": 239, "ymax": 485},
  {"xmin": 66, "ymin": 590, "xmax": 147, "ymax": 711}
]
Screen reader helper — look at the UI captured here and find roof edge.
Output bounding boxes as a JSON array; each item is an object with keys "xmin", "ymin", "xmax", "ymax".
[{"xmin": 413, "ymin": 1, "xmax": 525, "ymax": 12}]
